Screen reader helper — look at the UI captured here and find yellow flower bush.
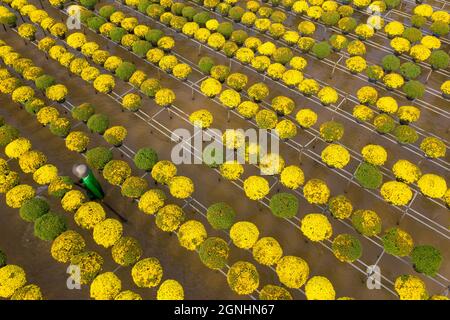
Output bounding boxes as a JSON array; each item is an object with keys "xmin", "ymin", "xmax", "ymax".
[
  {"xmin": 18, "ymin": 150, "xmax": 47, "ymax": 173},
  {"xmin": 259, "ymin": 153, "xmax": 285, "ymax": 175},
  {"xmin": 207, "ymin": 32, "xmax": 226, "ymax": 50},
  {"xmin": 353, "ymin": 104, "xmax": 374, "ymax": 121},
  {"xmin": 347, "ymin": 40, "xmax": 366, "ymax": 56},
  {"xmin": 252, "ymin": 237, "xmax": 283, "ymax": 266},
  {"xmin": 229, "ymin": 221, "xmax": 259, "ymax": 249},
  {"xmin": 413, "ymin": 4, "xmax": 433, "ymax": 18},
  {"xmin": 305, "ymin": 276, "xmax": 335, "ymax": 300},
  {"xmin": 93, "ymin": 218, "xmax": 123, "ymax": 248},
  {"xmin": 138, "ymin": 189, "xmax": 166, "ymax": 215},
  {"xmin": 443, "ymin": 189, "xmax": 450, "ymax": 208},
  {"xmin": 383, "ymin": 73, "xmax": 404, "ymax": 90},
  {"xmin": 11, "ymin": 85, "xmax": 34, "ymax": 105},
  {"xmin": 65, "ymin": 131, "xmax": 89, "ymax": 153},
  {"xmin": 157, "ymin": 279, "xmax": 184, "ymax": 300},
  {"xmin": 303, "ymin": 179, "xmax": 330, "ymax": 205},
  {"xmin": 104, "ymin": 126, "xmax": 127, "ymax": 147},
  {"xmin": 328, "ymin": 195, "xmax": 353, "ymax": 219},
  {"xmin": 154, "ymin": 88, "xmax": 176, "ymax": 107},
  {"xmin": 235, "ymin": 48, "xmax": 254, "ymax": 64},
  {"xmin": 431, "ymin": 11, "xmax": 449, "ymax": 24},
  {"xmin": 282, "ymin": 69, "xmax": 304, "ymax": 87},
  {"xmin": 177, "ymin": 220, "xmax": 207, "ymax": 251},
  {"xmin": 131, "ymin": 257, "xmax": 163, "ymax": 288},
  {"xmin": 420, "ymin": 35, "xmax": 441, "ymax": 50},
  {"xmin": 289, "ymin": 56, "xmax": 308, "ymax": 71},
  {"xmin": 397, "ymin": 106, "xmax": 420, "ymax": 124},
  {"xmin": 384, "ymin": 21, "xmax": 404, "ymax": 38},
  {"xmin": 156, "ymin": 204, "xmax": 185, "ymax": 232},
  {"xmin": 355, "ymin": 23, "xmax": 374, "ymax": 39},
  {"xmin": 417, "ymin": 174, "xmax": 447, "ymax": 198},
  {"xmin": 300, "ymin": 213, "xmax": 333, "ymax": 241},
  {"xmin": 381, "ymin": 181, "xmax": 413, "ymax": 206},
  {"xmin": 227, "ymin": 261, "xmax": 259, "ymax": 295},
  {"xmin": 321, "ymin": 144, "xmax": 350, "ymax": 169},
  {"xmin": 376, "ymin": 96, "xmax": 398, "ymax": 114},
  {"xmin": 361, "ymin": 144, "xmax": 388, "ymax": 166},
  {"xmin": 420, "ymin": 137, "xmax": 446, "ymax": 159},
  {"xmin": 283, "ymin": 31, "xmax": 300, "ymax": 45},
  {"xmin": 276, "ymin": 255, "xmax": 309, "ymax": 289},
  {"xmin": 298, "ymin": 20, "xmax": 316, "ymax": 35},
  {"xmin": 317, "ymin": 86, "xmax": 338, "ymax": 105},
  {"xmin": 392, "ymin": 160, "xmax": 421, "ymax": 184},
  {"xmin": 66, "ymin": 32, "xmax": 87, "ymax": 50},
  {"xmin": 267, "ymin": 63, "xmax": 286, "ymax": 80},
  {"xmin": 346, "ymin": 56, "xmax": 367, "ymax": 73},
  {"xmin": 93, "ymin": 74, "xmax": 115, "ymax": 93},
  {"xmin": 243, "ymin": 176, "xmax": 270, "ymax": 200},
  {"xmin": 168, "ymin": 176, "xmax": 194, "ymax": 199},
  {"xmin": 75, "ymin": 202, "xmax": 106, "ymax": 230},
  {"xmin": 251, "ymin": 56, "xmax": 271, "ymax": 72},
  {"xmin": 61, "ymin": 190, "xmax": 85, "ymax": 213},
  {"xmin": 36, "ymin": 106, "xmax": 59, "ymax": 125},
  {"xmin": 5, "ymin": 138, "xmax": 31, "ymax": 159},
  {"xmin": 189, "ymin": 109, "xmax": 213, "ymax": 128},
  {"xmin": 219, "ymin": 89, "xmax": 241, "ymax": 109},
  {"xmin": 394, "ymin": 275, "xmax": 428, "ymax": 300},
  {"xmin": 5, "ymin": 184, "xmax": 35, "ymax": 209},
  {"xmin": 90, "ymin": 272, "xmax": 121, "ymax": 300},
  {"xmin": 50, "ymin": 230, "xmax": 85, "ymax": 263},
  {"xmin": 275, "ymin": 119, "xmax": 298, "ymax": 139},
  {"xmin": 17, "ymin": 23, "xmax": 36, "ymax": 40},
  {"xmin": 295, "ymin": 108, "xmax": 318, "ymax": 128},
  {"xmin": 159, "ymin": 55, "xmax": 178, "ymax": 73},
  {"xmin": 357, "ymin": 86, "xmax": 378, "ymax": 105},
  {"xmin": 129, "ymin": 70, "xmax": 147, "ymax": 88},
  {"xmin": 81, "ymin": 66, "xmax": 100, "ymax": 82},
  {"xmin": 151, "ymin": 160, "xmax": 177, "ymax": 184},
  {"xmin": 222, "ymin": 129, "xmax": 245, "ymax": 150},
  {"xmin": 157, "ymin": 36, "xmax": 175, "ymax": 51},
  {"xmin": 33, "ymin": 164, "xmax": 58, "ymax": 185},
  {"xmin": 172, "ymin": 63, "xmax": 192, "ymax": 80},
  {"xmin": 102, "ymin": 160, "xmax": 131, "ymax": 186},
  {"xmin": 409, "ymin": 45, "xmax": 431, "ymax": 62},
  {"xmin": 280, "ymin": 165, "xmax": 305, "ymax": 189},
  {"xmin": 237, "ymin": 101, "xmax": 259, "ymax": 118},
  {"xmin": 219, "ymin": 161, "xmax": 244, "ymax": 181},
  {"xmin": 390, "ymin": 37, "xmax": 411, "ymax": 55},
  {"xmin": 104, "ymin": 56, "xmax": 123, "ymax": 72},
  {"xmin": 0, "ymin": 265, "xmax": 27, "ymax": 298},
  {"xmin": 201, "ymin": 78, "xmax": 222, "ymax": 98}
]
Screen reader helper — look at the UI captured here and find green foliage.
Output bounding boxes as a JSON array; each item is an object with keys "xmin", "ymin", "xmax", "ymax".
[
  {"xmin": 411, "ymin": 245, "xmax": 442, "ymax": 276},
  {"xmin": 99, "ymin": 5, "xmax": 116, "ymax": 20},
  {"xmin": 230, "ymin": 30, "xmax": 248, "ymax": 46},
  {"xmin": 171, "ymin": 3, "xmax": 185, "ymax": 15},
  {"xmin": 402, "ymin": 27, "xmax": 422, "ymax": 43},
  {"xmin": 71, "ymin": 103, "xmax": 96, "ymax": 122},
  {"xmin": 429, "ymin": 50, "xmax": 449, "ymax": 70},
  {"xmin": 24, "ymin": 98, "xmax": 45, "ymax": 115},
  {"xmin": 382, "ymin": 54, "xmax": 400, "ymax": 72},
  {"xmin": 338, "ymin": 17, "xmax": 357, "ymax": 33},
  {"xmin": 86, "ymin": 147, "xmax": 113, "ymax": 170},
  {"xmin": 272, "ymin": 47, "xmax": 294, "ymax": 65},
  {"xmin": 140, "ymin": 78, "xmax": 161, "ymax": 97},
  {"xmin": 80, "ymin": 0, "xmax": 97, "ymax": 10},
  {"xmin": 132, "ymin": 40, "xmax": 152, "ymax": 58},
  {"xmin": 399, "ymin": 62, "xmax": 421, "ymax": 80},
  {"xmin": 332, "ymin": 234, "xmax": 362, "ymax": 262},
  {"xmin": 320, "ymin": 121, "xmax": 344, "ymax": 142},
  {"xmin": 198, "ymin": 56, "xmax": 215, "ymax": 74},
  {"xmin": 34, "ymin": 212, "xmax": 67, "ymax": 241},
  {"xmin": 206, "ymin": 202, "xmax": 236, "ymax": 230},
  {"xmin": 430, "ymin": 21, "xmax": 449, "ymax": 37},
  {"xmin": 145, "ymin": 29, "xmax": 164, "ymax": 45},
  {"xmin": 121, "ymin": 177, "xmax": 148, "ymax": 198},
  {"xmin": 87, "ymin": 114, "xmax": 109, "ymax": 135},
  {"xmin": 48, "ymin": 176, "xmax": 74, "ymax": 198},
  {"xmin": 312, "ymin": 41, "xmax": 332, "ymax": 60},
  {"xmin": 115, "ymin": 62, "xmax": 137, "ymax": 82},
  {"xmin": 321, "ymin": 11, "xmax": 340, "ymax": 26},
  {"xmin": 393, "ymin": 125, "xmax": 419, "ymax": 144},
  {"xmin": 217, "ymin": 22, "xmax": 234, "ymax": 39},
  {"xmin": 146, "ymin": 4, "xmax": 165, "ymax": 19},
  {"xmin": 87, "ymin": 16, "xmax": 107, "ymax": 33},
  {"xmin": 354, "ymin": 162, "xmax": 383, "ymax": 189},
  {"xmin": 198, "ymin": 237, "xmax": 229, "ymax": 270},
  {"xmin": 193, "ymin": 11, "xmax": 210, "ymax": 26},
  {"xmin": 19, "ymin": 197, "xmax": 50, "ymax": 222},
  {"xmin": 49, "ymin": 118, "xmax": 71, "ymax": 138},
  {"xmin": 35, "ymin": 75, "xmax": 55, "ymax": 91},
  {"xmin": 402, "ymin": 80, "xmax": 425, "ymax": 100},
  {"xmin": 109, "ymin": 27, "xmax": 127, "ymax": 43},
  {"xmin": 351, "ymin": 210, "xmax": 382, "ymax": 236},
  {"xmin": 112, "ymin": 236, "xmax": 143, "ymax": 266},
  {"xmin": 228, "ymin": 6, "xmax": 245, "ymax": 21},
  {"xmin": 0, "ymin": 125, "xmax": 20, "ymax": 147},
  {"xmin": 410, "ymin": 14, "xmax": 427, "ymax": 28},
  {"xmin": 181, "ymin": 6, "xmax": 197, "ymax": 21},
  {"xmin": 137, "ymin": 0, "xmax": 151, "ymax": 14},
  {"xmin": 269, "ymin": 193, "xmax": 298, "ymax": 218},
  {"xmin": 133, "ymin": 147, "xmax": 158, "ymax": 171},
  {"xmin": 384, "ymin": 0, "xmax": 401, "ymax": 9},
  {"xmin": 373, "ymin": 114, "xmax": 395, "ymax": 134},
  {"xmin": 215, "ymin": 3, "xmax": 231, "ymax": 16},
  {"xmin": 382, "ymin": 228, "xmax": 413, "ymax": 257}
]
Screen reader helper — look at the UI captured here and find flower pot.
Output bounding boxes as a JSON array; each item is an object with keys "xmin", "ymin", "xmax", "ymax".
[
  {"xmin": 442, "ymin": 93, "xmax": 450, "ymax": 100},
  {"xmin": 368, "ymin": 78, "xmax": 377, "ymax": 83}
]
